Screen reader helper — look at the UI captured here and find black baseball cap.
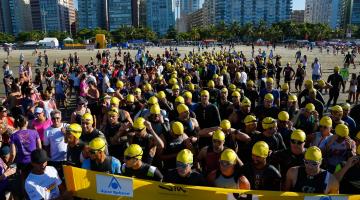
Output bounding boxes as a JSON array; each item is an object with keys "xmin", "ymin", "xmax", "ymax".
[
  {"xmin": 0, "ymin": 146, "xmax": 10, "ymax": 156},
  {"xmin": 31, "ymin": 149, "xmax": 49, "ymax": 164},
  {"xmin": 0, "ymin": 106, "xmax": 6, "ymax": 112},
  {"xmin": 77, "ymin": 96, "xmax": 88, "ymax": 105}
]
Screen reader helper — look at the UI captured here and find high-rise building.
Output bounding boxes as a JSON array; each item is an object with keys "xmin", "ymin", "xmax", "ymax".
[
  {"xmin": 78, "ymin": 0, "xmax": 143, "ymax": 31},
  {"xmin": 291, "ymin": 10, "xmax": 305, "ymax": 23},
  {"xmin": 35, "ymin": 0, "xmax": 75, "ymax": 33},
  {"xmin": 2, "ymin": 0, "xmax": 33, "ymax": 35},
  {"xmin": 189, "ymin": 7, "xmax": 204, "ymax": 28},
  {"xmin": 68, "ymin": 0, "xmax": 76, "ymax": 34},
  {"xmin": 132, "ymin": 0, "xmax": 140, "ymax": 27},
  {"xmin": 0, "ymin": 0, "xmax": 4, "ymax": 32},
  {"xmin": 350, "ymin": 0, "xmax": 360, "ymax": 25},
  {"xmin": 202, "ymin": 0, "xmax": 292, "ymax": 26},
  {"xmin": 305, "ymin": 0, "xmax": 345, "ymax": 29},
  {"xmin": 108, "ymin": 0, "xmax": 132, "ymax": 31},
  {"xmin": 0, "ymin": 0, "xmax": 13, "ymax": 33},
  {"xmin": 304, "ymin": 0, "xmax": 315, "ymax": 23},
  {"xmin": 177, "ymin": 0, "xmax": 200, "ymax": 31},
  {"xmin": 30, "ymin": 0, "xmax": 42, "ymax": 30},
  {"xmin": 139, "ymin": 0, "xmax": 147, "ymax": 27},
  {"xmin": 214, "ymin": 0, "xmax": 227, "ymax": 24},
  {"xmin": 202, "ymin": 0, "xmax": 215, "ymax": 25},
  {"xmin": 242, "ymin": 0, "xmax": 292, "ymax": 25},
  {"xmin": 72, "ymin": 8, "xmax": 78, "ymax": 34},
  {"xmin": 180, "ymin": 0, "xmax": 200, "ymax": 16},
  {"xmin": 146, "ymin": 0, "xmax": 175, "ymax": 36},
  {"xmin": 78, "ymin": 0, "xmax": 107, "ymax": 30}
]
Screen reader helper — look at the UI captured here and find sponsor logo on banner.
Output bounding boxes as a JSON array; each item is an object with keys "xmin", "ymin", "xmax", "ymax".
[
  {"xmin": 304, "ymin": 196, "xmax": 348, "ymax": 200},
  {"xmin": 158, "ymin": 184, "xmax": 188, "ymax": 196},
  {"xmin": 96, "ymin": 174, "xmax": 133, "ymax": 197},
  {"xmin": 227, "ymin": 193, "xmax": 259, "ymax": 200}
]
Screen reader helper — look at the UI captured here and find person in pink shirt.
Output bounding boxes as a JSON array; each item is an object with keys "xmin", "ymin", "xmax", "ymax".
[
  {"xmin": 29, "ymin": 107, "xmax": 52, "ymax": 142},
  {"xmin": 79, "ymin": 74, "xmax": 88, "ymax": 97}
]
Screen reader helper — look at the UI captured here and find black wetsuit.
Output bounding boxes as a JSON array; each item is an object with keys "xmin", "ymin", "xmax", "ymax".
[
  {"xmin": 121, "ymin": 163, "xmax": 163, "ymax": 181},
  {"xmin": 293, "ymin": 166, "xmax": 329, "ymax": 193},
  {"xmin": 164, "ymin": 169, "xmax": 207, "ymax": 186}
]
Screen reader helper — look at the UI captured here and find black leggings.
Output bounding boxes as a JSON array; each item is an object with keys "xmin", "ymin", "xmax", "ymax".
[{"xmin": 327, "ymin": 88, "xmax": 340, "ymax": 107}]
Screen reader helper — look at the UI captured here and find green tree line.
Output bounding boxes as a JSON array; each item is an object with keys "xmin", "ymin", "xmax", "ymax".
[
  {"xmin": 1, "ymin": 21, "xmax": 360, "ymax": 44},
  {"xmin": 169, "ymin": 21, "xmax": 360, "ymax": 42}
]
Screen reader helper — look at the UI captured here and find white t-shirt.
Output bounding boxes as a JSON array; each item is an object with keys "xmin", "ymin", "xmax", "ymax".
[
  {"xmin": 87, "ymin": 74, "xmax": 97, "ymax": 85},
  {"xmin": 102, "ymin": 74, "xmax": 110, "ymax": 92},
  {"xmin": 43, "ymin": 124, "xmax": 68, "ymax": 161},
  {"xmin": 157, "ymin": 65, "xmax": 164, "ymax": 75},
  {"xmin": 25, "ymin": 166, "xmax": 62, "ymax": 200},
  {"xmin": 240, "ymin": 71, "xmax": 247, "ymax": 84},
  {"xmin": 312, "ymin": 62, "xmax": 321, "ymax": 75}
]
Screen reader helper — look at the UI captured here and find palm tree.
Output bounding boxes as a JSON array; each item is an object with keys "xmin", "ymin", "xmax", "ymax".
[
  {"xmin": 0, "ymin": 32, "xmax": 15, "ymax": 43},
  {"xmin": 142, "ymin": 27, "xmax": 157, "ymax": 41},
  {"xmin": 310, "ymin": 23, "xmax": 331, "ymax": 40},
  {"xmin": 199, "ymin": 24, "xmax": 216, "ymax": 40},
  {"xmin": 177, "ymin": 32, "xmax": 189, "ymax": 41},
  {"xmin": 332, "ymin": 28, "xmax": 344, "ymax": 39},
  {"xmin": 352, "ymin": 25, "xmax": 360, "ymax": 38},
  {"xmin": 267, "ymin": 25, "xmax": 283, "ymax": 43},
  {"xmin": 275, "ymin": 21, "xmax": 298, "ymax": 40},
  {"xmin": 240, "ymin": 22, "xmax": 254, "ymax": 42},
  {"xmin": 254, "ymin": 20, "xmax": 267, "ymax": 40},
  {"xmin": 228, "ymin": 21, "xmax": 241, "ymax": 41},
  {"xmin": 189, "ymin": 28, "xmax": 200, "ymax": 41},
  {"xmin": 215, "ymin": 21, "xmax": 228, "ymax": 41},
  {"xmin": 166, "ymin": 26, "xmax": 178, "ymax": 40},
  {"xmin": 297, "ymin": 23, "xmax": 311, "ymax": 40}
]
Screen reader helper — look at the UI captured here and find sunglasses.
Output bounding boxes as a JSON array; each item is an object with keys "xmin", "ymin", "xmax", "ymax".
[
  {"xmin": 291, "ymin": 139, "xmax": 304, "ymax": 145},
  {"xmin": 124, "ymin": 154, "xmax": 142, "ymax": 161},
  {"xmin": 51, "ymin": 117, "xmax": 61, "ymax": 120},
  {"xmin": 304, "ymin": 160, "xmax": 321, "ymax": 167},
  {"xmin": 220, "ymin": 160, "xmax": 234, "ymax": 168},
  {"xmin": 133, "ymin": 128, "xmax": 144, "ymax": 132},
  {"xmin": 176, "ymin": 162, "xmax": 192, "ymax": 169},
  {"xmin": 89, "ymin": 150, "xmax": 99, "ymax": 154},
  {"xmin": 89, "ymin": 144, "xmax": 106, "ymax": 154}
]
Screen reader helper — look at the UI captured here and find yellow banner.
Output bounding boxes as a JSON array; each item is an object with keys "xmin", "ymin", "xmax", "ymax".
[{"xmin": 63, "ymin": 166, "xmax": 359, "ymax": 200}]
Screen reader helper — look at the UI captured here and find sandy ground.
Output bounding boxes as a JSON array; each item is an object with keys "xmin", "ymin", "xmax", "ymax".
[{"xmin": 0, "ymin": 45, "xmax": 358, "ymax": 106}]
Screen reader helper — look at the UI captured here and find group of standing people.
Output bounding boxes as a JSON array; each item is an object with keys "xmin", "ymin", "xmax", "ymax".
[{"xmin": 0, "ymin": 45, "xmax": 359, "ymax": 199}]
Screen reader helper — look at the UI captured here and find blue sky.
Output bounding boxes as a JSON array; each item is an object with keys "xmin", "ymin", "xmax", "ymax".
[
  {"xmin": 74, "ymin": 0, "xmax": 305, "ymax": 11},
  {"xmin": 293, "ymin": 0, "xmax": 306, "ymax": 10}
]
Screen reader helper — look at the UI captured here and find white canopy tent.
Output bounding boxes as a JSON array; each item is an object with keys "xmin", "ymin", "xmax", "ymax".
[
  {"xmin": 39, "ymin": 37, "xmax": 59, "ymax": 48},
  {"xmin": 63, "ymin": 37, "xmax": 74, "ymax": 42},
  {"xmin": 23, "ymin": 41, "xmax": 38, "ymax": 46}
]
